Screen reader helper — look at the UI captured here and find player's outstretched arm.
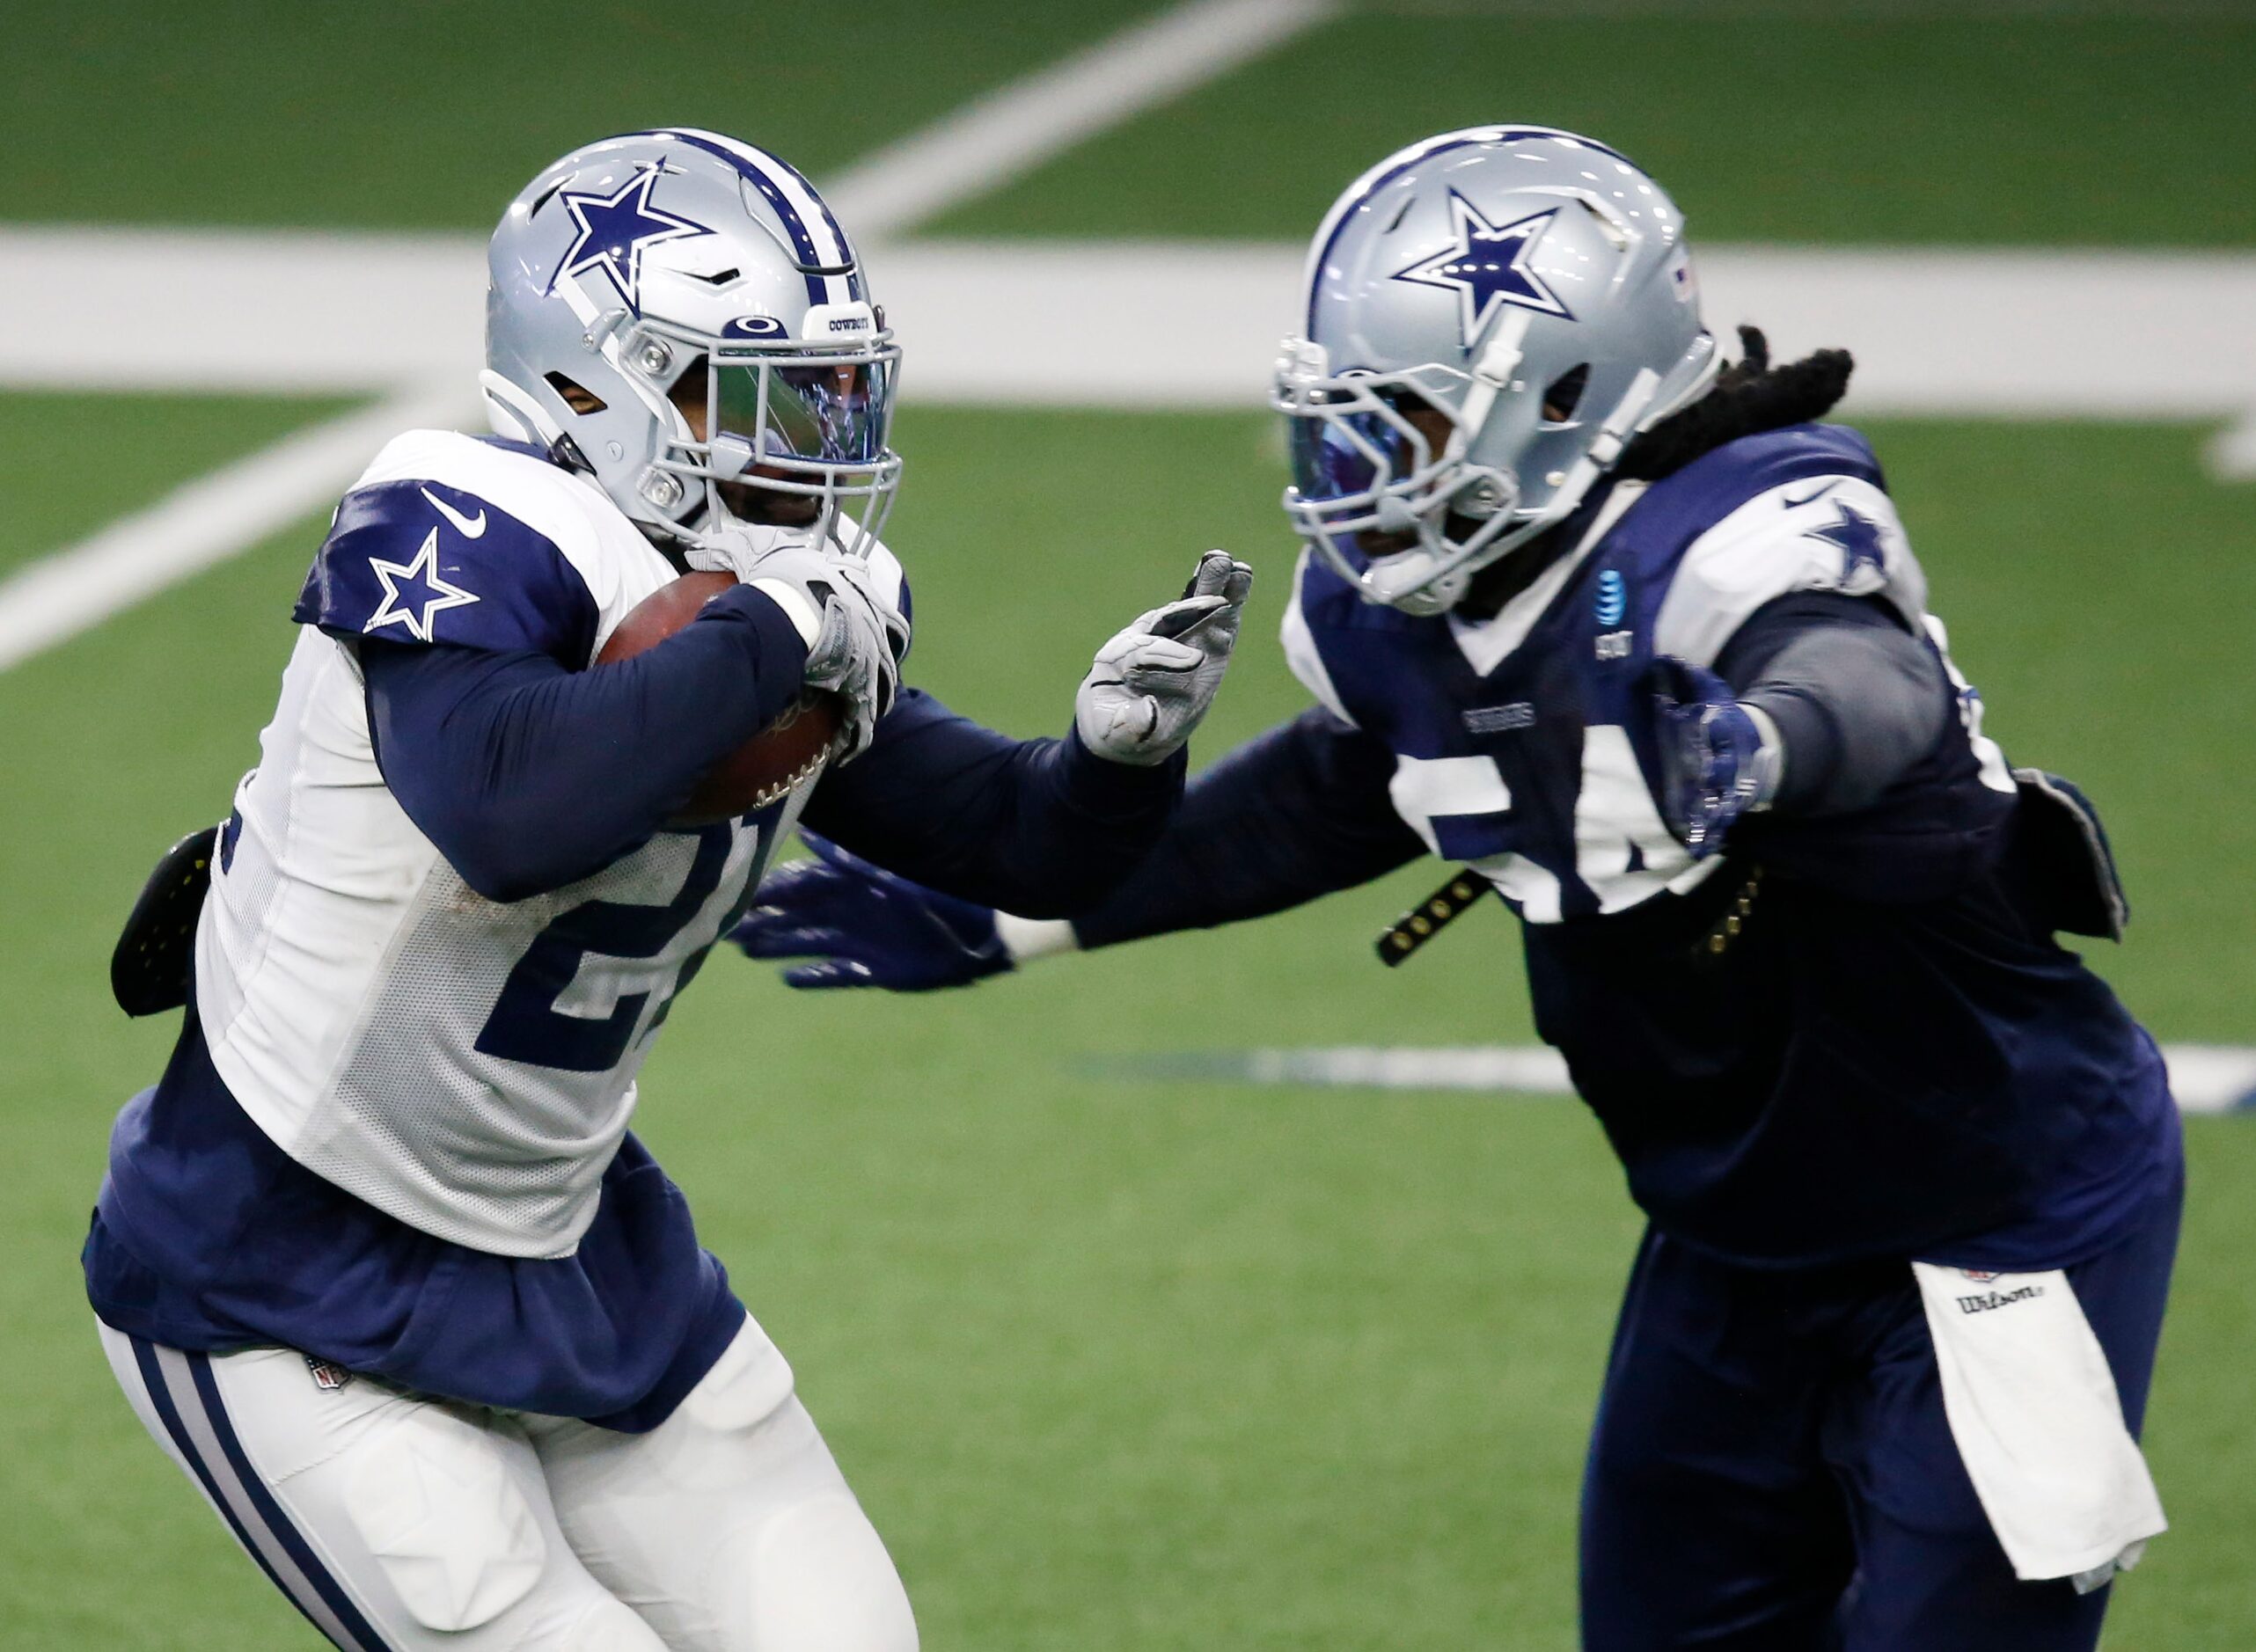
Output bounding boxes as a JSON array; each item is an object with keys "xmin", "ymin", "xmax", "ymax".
[
  {"xmin": 778, "ymin": 552, "xmax": 1253, "ymax": 921},
  {"xmin": 736, "ymin": 702, "xmax": 1425, "ymax": 990}
]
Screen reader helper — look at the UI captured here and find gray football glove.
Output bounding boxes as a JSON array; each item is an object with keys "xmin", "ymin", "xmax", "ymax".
[
  {"xmin": 1074, "ymin": 550, "xmax": 1254, "ymax": 765},
  {"xmin": 685, "ymin": 527, "xmax": 904, "ymax": 761}
]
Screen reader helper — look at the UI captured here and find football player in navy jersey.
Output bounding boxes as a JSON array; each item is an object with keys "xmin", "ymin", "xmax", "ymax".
[
  {"xmin": 85, "ymin": 130, "xmax": 1250, "ymax": 1651},
  {"xmin": 737, "ymin": 128, "xmax": 2179, "ymax": 1652}
]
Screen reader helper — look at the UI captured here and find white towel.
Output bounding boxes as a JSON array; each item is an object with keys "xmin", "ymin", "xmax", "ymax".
[{"xmin": 1911, "ymin": 1261, "xmax": 2165, "ymax": 1592}]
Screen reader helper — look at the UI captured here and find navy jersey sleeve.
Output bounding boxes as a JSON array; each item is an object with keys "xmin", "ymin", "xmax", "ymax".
[
  {"xmin": 1716, "ymin": 591, "xmax": 2012, "ymax": 900},
  {"xmin": 797, "ymin": 690, "xmax": 1185, "ymax": 918},
  {"xmin": 362, "ymin": 585, "xmax": 809, "ymax": 902},
  {"xmin": 1715, "ymin": 592, "xmax": 1952, "ymax": 816},
  {"xmin": 1071, "ymin": 707, "xmax": 1425, "ymax": 949},
  {"xmin": 295, "ymin": 478, "xmax": 599, "ymax": 665}
]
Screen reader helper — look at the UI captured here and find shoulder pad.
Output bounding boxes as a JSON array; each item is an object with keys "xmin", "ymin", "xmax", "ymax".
[
  {"xmin": 1652, "ymin": 467, "xmax": 1928, "ymax": 667},
  {"xmin": 1280, "ymin": 549, "xmax": 1359, "ymax": 727},
  {"xmin": 293, "ymin": 430, "xmax": 663, "ymax": 662}
]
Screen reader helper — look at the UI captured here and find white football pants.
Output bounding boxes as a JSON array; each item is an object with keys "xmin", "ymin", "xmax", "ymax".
[{"xmin": 98, "ymin": 1314, "xmax": 919, "ymax": 1651}]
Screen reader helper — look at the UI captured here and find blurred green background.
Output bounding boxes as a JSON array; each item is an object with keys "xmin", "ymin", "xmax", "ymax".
[{"xmin": 4, "ymin": 4, "xmax": 2252, "ymax": 1647}]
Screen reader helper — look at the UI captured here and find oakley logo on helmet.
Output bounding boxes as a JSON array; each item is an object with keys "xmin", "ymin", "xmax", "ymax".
[{"xmin": 1392, "ymin": 195, "xmax": 1573, "ymax": 346}]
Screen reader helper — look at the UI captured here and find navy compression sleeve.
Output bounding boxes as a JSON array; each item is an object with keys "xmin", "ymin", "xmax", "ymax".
[
  {"xmin": 359, "ymin": 584, "xmax": 809, "ymax": 902},
  {"xmin": 1714, "ymin": 592, "xmax": 1952, "ymax": 817},
  {"xmin": 1069, "ymin": 705, "xmax": 1424, "ymax": 949},
  {"xmin": 797, "ymin": 689, "xmax": 1186, "ymax": 917}
]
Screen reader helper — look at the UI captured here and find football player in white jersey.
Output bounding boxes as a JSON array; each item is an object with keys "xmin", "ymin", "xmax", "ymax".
[
  {"xmin": 85, "ymin": 130, "xmax": 1250, "ymax": 1651},
  {"xmin": 738, "ymin": 130, "xmax": 2179, "ymax": 1652}
]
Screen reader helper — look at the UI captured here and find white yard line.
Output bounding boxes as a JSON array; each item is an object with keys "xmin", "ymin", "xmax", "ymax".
[
  {"xmin": 0, "ymin": 383, "xmax": 467, "ymax": 673},
  {"xmin": 0, "ymin": 0, "xmax": 1337, "ymax": 675},
  {"xmin": 824, "ymin": 0, "xmax": 1342, "ymax": 238},
  {"xmin": 1120, "ymin": 1045, "xmax": 2256, "ymax": 1114}
]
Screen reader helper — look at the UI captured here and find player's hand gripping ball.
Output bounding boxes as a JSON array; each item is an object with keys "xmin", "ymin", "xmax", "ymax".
[{"xmin": 597, "ymin": 571, "xmax": 841, "ymax": 825}]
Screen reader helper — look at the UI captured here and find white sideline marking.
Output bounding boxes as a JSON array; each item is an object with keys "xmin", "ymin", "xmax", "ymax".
[
  {"xmin": 4, "ymin": 232, "xmax": 2254, "ymax": 438},
  {"xmin": 823, "ymin": 0, "xmax": 1342, "ymax": 238},
  {"xmin": 1124, "ymin": 1045, "xmax": 2256, "ymax": 1114},
  {"xmin": 0, "ymin": 384, "xmax": 469, "ymax": 673}
]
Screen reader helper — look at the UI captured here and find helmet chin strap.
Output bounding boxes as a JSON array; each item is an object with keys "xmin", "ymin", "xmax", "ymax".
[{"xmin": 1452, "ymin": 310, "xmax": 1533, "ymax": 453}]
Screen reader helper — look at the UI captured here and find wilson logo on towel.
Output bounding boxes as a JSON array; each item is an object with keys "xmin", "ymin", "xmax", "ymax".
[{"xmin": 1955, "ymin": 1283, "xmax": 2047, "ymax": 1315}]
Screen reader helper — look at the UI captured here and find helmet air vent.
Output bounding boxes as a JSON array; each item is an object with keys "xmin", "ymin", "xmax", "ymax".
[
  {"xmin": 1541, "ymin": 364, "xmax": 1588, "ymax": 425},
  {"xmin": 544, "ymin": 372, "xmax": 607, "ymax": 415}
]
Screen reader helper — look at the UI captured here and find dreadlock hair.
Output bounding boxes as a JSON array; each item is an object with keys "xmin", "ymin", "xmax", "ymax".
[{"xmin": 1614, "ymin": 325, "xmax": 1854, "ymax": 483}]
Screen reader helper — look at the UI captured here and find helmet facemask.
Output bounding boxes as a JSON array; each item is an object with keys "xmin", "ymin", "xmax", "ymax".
[
  {"xmin": 622, "ymin": 315, "xmax": 902, "ymax": 556},
  {"xmin": 1275, "ymin": 340, "xmax": 1526, "ymax": 617}
]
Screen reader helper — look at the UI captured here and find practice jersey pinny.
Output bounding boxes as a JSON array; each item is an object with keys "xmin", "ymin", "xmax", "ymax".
[
  {"xmin": 1282, "ymin": 421, "xmax": 2006, "ymax": 923},
  {"xmin": 193, "ymin": 430, "xmax": 806, "ymax": 1259}
]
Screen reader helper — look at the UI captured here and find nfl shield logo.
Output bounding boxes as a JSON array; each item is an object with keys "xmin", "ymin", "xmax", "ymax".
[
  {"xmin": 1959, "ymin": 1268, "xmax": 2001, "ymax": 1283},
  {"xmin": 304, "ymin": 1356, "xmax": 355, "ymax": 1393}
]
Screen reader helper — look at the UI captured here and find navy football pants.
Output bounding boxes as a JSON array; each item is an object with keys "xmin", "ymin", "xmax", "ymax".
[{"xmin": 1579, "ymin": 1173, "xmax": 2179, "ymax": 1652}]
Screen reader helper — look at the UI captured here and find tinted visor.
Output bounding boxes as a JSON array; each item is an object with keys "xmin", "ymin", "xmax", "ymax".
[
  {"xmin": 715, "ymin": 357, "xmax": 892, "ymax": 466},
  {"xmin": 1286, "ymin": 402, "xmax": 1416, "ymax": 504}
]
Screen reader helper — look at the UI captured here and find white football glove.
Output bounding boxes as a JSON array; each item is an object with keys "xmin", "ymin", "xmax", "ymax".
[
  {"xmin": 1074, "ymin": 549, "xmax": 1254, "ymax": 765},
  {"xmin": 685, "ymin": 526, "xmax": 906, "ymax": 761}
]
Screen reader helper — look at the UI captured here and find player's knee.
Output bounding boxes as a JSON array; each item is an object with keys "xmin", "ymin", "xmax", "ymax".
[
  {"xmin": 557, "ymin": 1595, "xmax": 670, "ymax": 1650},
  {"xmin": 342, "ymin": 1407, "xmax": 546, "ymax": 1632},
  {"xmin": 725, "ymin": 1490, "xmax": 918, "ymax": 1652}
]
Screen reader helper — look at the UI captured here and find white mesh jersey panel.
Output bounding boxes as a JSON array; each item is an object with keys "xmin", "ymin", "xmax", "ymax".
[
  {"xmin": 292, "ymin": 822, "xmax": 780, "ymax": 1255},
  {"xmin": 193, "ymin": 430, "xmax": 795, "ymax": 1257}
]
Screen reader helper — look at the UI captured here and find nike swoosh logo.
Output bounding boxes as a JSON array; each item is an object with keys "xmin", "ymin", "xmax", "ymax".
[
  {"xmin": 1782, "ymin": 481, "xmax": 1842, "ymax": 508},
  {"xmin": 420, "ymin": 486, "xmax": 487, "ymax": 538}
]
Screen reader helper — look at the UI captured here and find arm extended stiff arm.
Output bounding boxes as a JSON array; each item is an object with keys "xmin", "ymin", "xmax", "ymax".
[
  {"xmin": 795, "ymin": 689, "xmax": 1187, "ymax": 919},
  {"xmin": 1065, "ymin": 705, "xmax": 1425, "ymax": 949},
  {"xmin": 734, "ymin": 705, "xmax": 1424, "ymax": 990}
]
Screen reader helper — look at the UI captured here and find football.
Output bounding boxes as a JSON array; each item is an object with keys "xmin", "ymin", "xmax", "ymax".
[{"xmin": 597, "ymin": 570, "xmax": 841, "ymax": 824}]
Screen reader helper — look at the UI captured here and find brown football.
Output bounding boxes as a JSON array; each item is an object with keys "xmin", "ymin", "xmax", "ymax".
[{"xmin": 597, "ymin": 570, "xmax": 841, "ymax": 825}]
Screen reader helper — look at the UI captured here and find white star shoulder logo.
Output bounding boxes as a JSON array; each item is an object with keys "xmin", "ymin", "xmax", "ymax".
[{"xmin": 365, "ymin": 528, "xmax": 480, "ymax": 641}]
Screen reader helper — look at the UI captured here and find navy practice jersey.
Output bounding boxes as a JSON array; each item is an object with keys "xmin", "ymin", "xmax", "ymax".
[{"xmin": 1086, "ymin": 423, "xmax": 2176, "ymax": 1269}]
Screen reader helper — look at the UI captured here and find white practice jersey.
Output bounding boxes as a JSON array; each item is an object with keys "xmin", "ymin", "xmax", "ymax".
[{"xmin": 194, "ymin": 430, "xmax": 840, "ymax": 1258}]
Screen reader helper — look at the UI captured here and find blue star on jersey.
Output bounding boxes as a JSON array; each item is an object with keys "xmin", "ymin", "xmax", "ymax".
[
  {"xmin": 553, "ymin": 166, "xmax": 710, "ymax": 314},
  {"xmin": 365, "ymin": 530, "xmax": 480, "ymax": 641},
  {"xmin": 1392, "ymin": 194, "xmax": 1572, "ymax": 345},
  {"xmin": 1805, "ymin": 500, "xmax": 1890, "ymax": 588}
]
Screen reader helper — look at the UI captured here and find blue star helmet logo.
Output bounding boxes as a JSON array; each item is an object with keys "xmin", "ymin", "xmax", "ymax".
[
  {"xmin": 1805, "ymin": 500, "xmax": 1890, "ymax": 587},
  {"xmin": 552, "ymin": 164, "xmax": 710, "ymax": 315},
  {"xmin": 1392, "ymin": 194, "xmax": 1574, "ymax": 347}
]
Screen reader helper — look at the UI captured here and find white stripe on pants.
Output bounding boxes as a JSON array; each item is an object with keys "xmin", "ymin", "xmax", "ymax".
[{"xmin": 98, "ymin": 1314, "xmax": 918, "ymax": 1649}]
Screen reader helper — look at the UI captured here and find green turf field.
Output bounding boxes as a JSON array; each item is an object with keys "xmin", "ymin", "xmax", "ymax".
[{"xmin": 4, "ymin": 4, "xmax": 2253, "ymax": 1647}]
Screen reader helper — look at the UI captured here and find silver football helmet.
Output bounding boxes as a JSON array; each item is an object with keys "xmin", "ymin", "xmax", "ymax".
[
  {"xmin": 483, "ymin": 129, "xmax": 900, "ymax": 552},
  {"xmin": 1275, "ymin": 127, "xmax": 1719, "ymax": 614}
]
